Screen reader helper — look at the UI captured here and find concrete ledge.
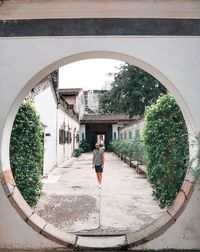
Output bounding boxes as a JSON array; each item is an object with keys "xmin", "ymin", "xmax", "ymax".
[
  {"xmin": 27, "ymin": 213, "xmax": 47, "ymax": 233},
  {"xmin": 0, "ymin": 169, "xmax": 80, "ymax": 248},
  {"xmin": 116, "ymin": 152, "xmax": 120, "ymax": 158},
  {"xmin": 126, "ymin": 179, "xmax": 195, "ymax": 247},
  {"xmin": 181, "ymin": 180, "xmax": 194, "ymax": 200},
  {"xmin": 0, "ymin": 169, "xmax": 16, "ymax": 186},
  {"xmin": 126, "ymin": 211, "xmax": 173, "ymax": 247},
  {"xmin": 137, "ymin": 164, "xmax": 147, "ymax": 175},
  {"xmin": 166, "ymin": 183, "xmax": 194, "ymax": 221},
  {"xmin": 125, "ymin": 156, "xmax": 131, "ymax": 165},
  {"xmin": 1, "ymin": 170, "xmax": 16, "ymax": 197},
  {"xmin": 167, "ymin": 191, "xmax": 186, "ymax": 218},
  {"xmin": 2, "ymin": 182, "xmax": 15, "ymax": 197},
  {"xmin": 130, "ymin": 160, "xmax": 138, "ymax": 168},
  {"xmin": 41, "ymin": 223, "xmax": 76, "ymax": 248},
  {"xmin": 76, "ymin": 235, "xmax": 127, "ymax": 249},
  {"xmin": 8, "ymin": 187, "xmax": 34, "ymax": 221}
]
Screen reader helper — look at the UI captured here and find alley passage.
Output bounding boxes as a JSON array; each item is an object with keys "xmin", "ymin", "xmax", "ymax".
[{"xmin": 35, "ymin": 153, "xmax": 164, "ymax": 234}]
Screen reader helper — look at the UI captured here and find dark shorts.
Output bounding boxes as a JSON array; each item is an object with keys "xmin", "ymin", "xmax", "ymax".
[{"xmin": 95, "ymin": 165, "xmax": 103, "ymax": 173}]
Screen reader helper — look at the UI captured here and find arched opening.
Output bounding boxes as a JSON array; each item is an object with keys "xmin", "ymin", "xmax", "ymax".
[{"xmin": 0, "ymin": 51, "xmax": 195, "ymax": 249}]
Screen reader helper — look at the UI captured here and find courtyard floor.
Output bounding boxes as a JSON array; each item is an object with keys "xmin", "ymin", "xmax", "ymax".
[{"xmin": 35, "ymin": 152, "xmax": 164, "ymax": 235}]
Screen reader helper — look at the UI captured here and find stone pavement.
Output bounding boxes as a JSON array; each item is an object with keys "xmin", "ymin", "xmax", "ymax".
[{"xmin": 35, "ymin": 152, "xmax": 164, "ymax": 234}]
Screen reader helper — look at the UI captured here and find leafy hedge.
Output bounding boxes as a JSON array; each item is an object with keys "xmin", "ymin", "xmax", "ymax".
[
  {"xmin": 79, "ymin": 139, "xmax": 92, "ymax": 152},
  {"xmin": 109, "ymin": 139, "xmax": 145, "ymax": 164},
  {"xmin": 73, "ymin": 148, "xmax": 82, "ymax": 157},
  {"xmin": 143, "ymin": 94, "xmax": 189, "ymax": 208},
  {"xmin": 10, "ymin": 101, "xmax": 44, "ymax": 207}
]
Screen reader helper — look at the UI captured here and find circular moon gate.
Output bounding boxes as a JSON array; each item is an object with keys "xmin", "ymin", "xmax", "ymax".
[{"xmin": 0, "ymin": 50, "xmax": 196, "ymax": 250}]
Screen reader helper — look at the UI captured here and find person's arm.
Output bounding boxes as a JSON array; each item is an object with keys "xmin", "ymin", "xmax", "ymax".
[
  {"xmin": 92, "ymin": 152, "xmax": 95, "ymax": 167},
  {"xmin": 102, "ymin": 151, "xmax": 105, "ymax": 168}
]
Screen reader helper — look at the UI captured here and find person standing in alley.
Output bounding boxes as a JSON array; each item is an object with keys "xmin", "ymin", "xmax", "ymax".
[{"xmin": 92, "ymin": 143, "xmax": 105, "ymax": 188}]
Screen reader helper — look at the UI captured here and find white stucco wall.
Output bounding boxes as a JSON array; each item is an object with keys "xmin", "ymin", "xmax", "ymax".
[
  {"xmin": 112, "ymin": 124, "xmax": 118, "ymax": 140},
  {"xmin": 64, "ymin": 96, "xmax": 76, "ymax": 110},
  {"xmin": 34, "ymin": 82, "xmax": 57, "ymax": 175},
  {"xmin": 120, "ymin": 120, "xmax": 144, "ymax": 140},
  {"xmin": 57, "ymin": 107, "xmax": 79, "ymax": 165},
  {"xmin": 0, "ymin": 36, "xmax": 200, "ymax": 249}
]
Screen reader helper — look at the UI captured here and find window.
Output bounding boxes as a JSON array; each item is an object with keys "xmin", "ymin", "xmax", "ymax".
[
  {"xmin": 129, "ymin": 131, "xmax": 132, "ymax": 139},
  {"xmin": 59, "ymin": 129, "xmax": 65, "ymax": 144},
  {"xmin": 135, "ymin": 129, "xmax": 140, "ymax": 140},
  {"xmin": 113, "ymin": 132, "xmax": 116, "ymax": 140},
  {"xmin": 124, "ymin": 132, "xmax": 127, "ymax": 140},
  {"xmin": 82, "ymin": 132, "xmax": 85, "ymax": 140},
  {"xmin": 76, "ymin": 133, "xmax": 80, "ymax": 143},
  {"xmin": 65, "ymin": 131, "xmax": 72, "ymax": 144}
]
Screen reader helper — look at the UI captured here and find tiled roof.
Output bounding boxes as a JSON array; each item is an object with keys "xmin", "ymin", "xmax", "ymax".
[
  {"xmin": 59, "ymin": 88, "xmax": 82, "ymax": 96},
  {"xmin": 81, "ymin": 114, "xmax": 137, "ymax": 123}
]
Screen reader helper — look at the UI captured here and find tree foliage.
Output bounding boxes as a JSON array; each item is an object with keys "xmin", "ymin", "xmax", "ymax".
[
  {"xmin": 100, "ymin": 64, "xmax": 167, "ymax": 117},
  {"xmin": 10, "ymin": 101, "xmax": 44, "ymax": 207},
  {"xmin": 143, "ymin": 94, "xmax": 189, "ymax": 208}
]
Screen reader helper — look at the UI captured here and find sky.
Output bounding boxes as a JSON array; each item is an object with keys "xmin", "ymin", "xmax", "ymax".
[{"xmin": 59, "ymin": 59, "xmax": 124, "ymax": 90}]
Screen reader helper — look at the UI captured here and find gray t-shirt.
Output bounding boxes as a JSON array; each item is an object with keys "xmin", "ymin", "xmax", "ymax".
[{"xmin": 93, "ymin": 148, "xmax": 104, "ymax": 166}]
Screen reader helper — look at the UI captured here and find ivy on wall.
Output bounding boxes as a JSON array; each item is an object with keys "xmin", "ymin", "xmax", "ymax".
[
  {"xmin": 143, "ymin": 93, "xmax": 189, "ymax": 208},
  {"xmin": 10, "ymin": 101, "xmax": 44, "ymax": 207}
]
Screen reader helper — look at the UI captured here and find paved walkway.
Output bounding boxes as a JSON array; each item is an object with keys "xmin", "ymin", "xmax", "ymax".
[{"xmin": 35, "ymin": 152, "xmax": 163, "ymax": 234}]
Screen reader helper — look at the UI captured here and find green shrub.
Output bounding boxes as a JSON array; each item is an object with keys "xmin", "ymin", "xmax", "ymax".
[
  {"xmin": 118, "ymin": 140, "xmax": 129, "ymax": 156},
  {"xmin": 108, "ymin": 140, "xmax": 120, "ymax": 152},
  {"xmin": 73, "ymin": 148, "xmax": 82, "ymax": 157},
  {"xmin": 109, "ymin": 139, "xmax": 145, "ymax": 163},
  {"xmin": 79, "ymin": 139, "xmax": 92, "ymax": 152},
  {"xmin": 143, "ymin": 93, "xmax": 189, "ymax": 208},
  {"xmin": 10, "ymin": 101, "xmax": 44, "ymax": 208},
  {"xmin": 128, "ymin": 140, "xmax": 145, "ymax": 163}
]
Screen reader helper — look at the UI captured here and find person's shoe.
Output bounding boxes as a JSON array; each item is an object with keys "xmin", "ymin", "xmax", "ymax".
[{"xmin": 98, "ymin": 184, "xmax": 102, "ymax": 189}]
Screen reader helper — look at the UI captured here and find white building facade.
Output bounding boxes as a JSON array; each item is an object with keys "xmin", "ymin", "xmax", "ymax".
[
  {"xmin": 30, "ymin": 74, "xmax": 80, "ymax": 174},
  {"xmin": 31, "ymin": 79, "xmax": 58, "ymax": 175},
  {"xmin": 57, "ymin": 104, "xmax": 79, "ymax": 165},
  {"xmin": 59, "ymin": 88, "xmax": 85, "ymax": 119},
  {"xmin": 119, "ymin": 118, "xmax": 144, "ymax": 141}
]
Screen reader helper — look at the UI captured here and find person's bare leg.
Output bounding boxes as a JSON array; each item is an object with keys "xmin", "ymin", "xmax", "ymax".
[
  {"xmin": 96, "ymin": 173, "xmax": 102, "ymax": 187},
  {"xmin": 99, "ymin": 173, "xmax": 102, "ymax": 184},
  {"xmin": 96, "ymin": 173, "xmax": 101, "ymax": 184},
  {"xmin": 96, "ymin": 173, "xmax": 99, "ymax": 184}
]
